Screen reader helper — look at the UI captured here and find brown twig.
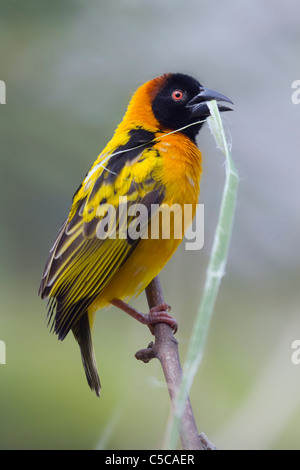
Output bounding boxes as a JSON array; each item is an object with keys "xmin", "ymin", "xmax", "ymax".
[
  {"xmin": 199, "ymin": 432, "xmax": 218, "ymax": 450},
  {"xmin": 135, "ymin": 276, "xmax": 203, "ymax": 450}
]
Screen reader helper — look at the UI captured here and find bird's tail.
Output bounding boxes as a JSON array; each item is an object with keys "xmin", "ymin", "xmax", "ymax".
[{"xmin": 72, "ymin": 312, "xmax": 101, "ymax": 397}]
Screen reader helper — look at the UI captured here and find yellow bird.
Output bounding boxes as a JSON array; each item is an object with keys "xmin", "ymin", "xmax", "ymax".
[{"xmin": 39, "ymin": 73, "xmax": 232, "ymax": 396}]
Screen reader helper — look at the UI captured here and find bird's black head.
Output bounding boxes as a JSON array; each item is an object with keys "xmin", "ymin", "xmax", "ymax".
[{"xmin": 152, "ymin": 73, "xmax": 232, "ymax": 141}]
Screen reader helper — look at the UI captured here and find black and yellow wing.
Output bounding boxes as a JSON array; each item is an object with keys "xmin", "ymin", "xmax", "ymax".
[{"xmin": 39, "ymin": 129, "xmax": 165, "ymax": 341}]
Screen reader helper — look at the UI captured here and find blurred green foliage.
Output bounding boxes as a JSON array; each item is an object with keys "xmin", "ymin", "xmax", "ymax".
[{"xmin": 1, "ymin": 0, "xmax": 300, "ymax": 450}]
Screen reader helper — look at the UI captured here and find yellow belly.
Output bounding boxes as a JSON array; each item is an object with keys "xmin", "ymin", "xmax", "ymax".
[{"xmin": 90, "ymin": 233, "xmax": 181, "ymax": 312}]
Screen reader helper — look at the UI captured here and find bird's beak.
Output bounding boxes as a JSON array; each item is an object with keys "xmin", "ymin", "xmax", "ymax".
[{"xmin": 187, "ymin": 87, "xmax": 233, "ymax": 117}]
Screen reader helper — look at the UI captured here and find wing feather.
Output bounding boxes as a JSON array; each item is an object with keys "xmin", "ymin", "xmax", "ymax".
[{"xmin": 39, "ymin": 135, "xmax": 165, "ymax": 340}]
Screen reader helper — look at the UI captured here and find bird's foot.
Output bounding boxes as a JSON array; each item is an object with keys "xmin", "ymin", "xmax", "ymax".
[{"xmin": 111, "ymin": 299, "xmax": 178, "ymax": 335}]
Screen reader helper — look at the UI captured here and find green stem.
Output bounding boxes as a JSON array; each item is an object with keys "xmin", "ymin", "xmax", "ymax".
[{"xmin": 166, "ymin": 100, "xmax": 239, "ymax": 449}]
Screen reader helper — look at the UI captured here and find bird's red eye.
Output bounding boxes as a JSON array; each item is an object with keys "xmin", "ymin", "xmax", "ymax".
[{"xmin": 172, "ymin": 90, "xmax": 184, "ymax": 101}]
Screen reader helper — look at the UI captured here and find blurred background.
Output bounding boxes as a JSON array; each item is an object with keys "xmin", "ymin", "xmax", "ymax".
[{"xmin": 1, "ymin": 0, "xmax": 300, "ymax": 450}]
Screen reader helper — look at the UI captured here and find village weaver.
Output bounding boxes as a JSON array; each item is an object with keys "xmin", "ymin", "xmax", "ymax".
[{"xmin": 39, "ymin": 73, "xmax": 232, "ymax": 396}]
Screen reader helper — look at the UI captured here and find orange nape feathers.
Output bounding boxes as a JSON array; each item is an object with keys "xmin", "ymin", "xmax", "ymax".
[{"xmin": 116, "ymin": 74, "xmax": 171, "ymax": 133}]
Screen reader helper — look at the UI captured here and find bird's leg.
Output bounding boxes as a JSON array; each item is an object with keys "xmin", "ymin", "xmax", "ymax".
[{"xmin": 111, "ymin": 299, "xmax": 178, "ymax": 335}]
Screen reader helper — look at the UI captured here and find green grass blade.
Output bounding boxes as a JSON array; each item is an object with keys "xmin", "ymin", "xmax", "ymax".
[{"xmin": 166, "ymin": 100, "xmax": 238, "ymax": 449}]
